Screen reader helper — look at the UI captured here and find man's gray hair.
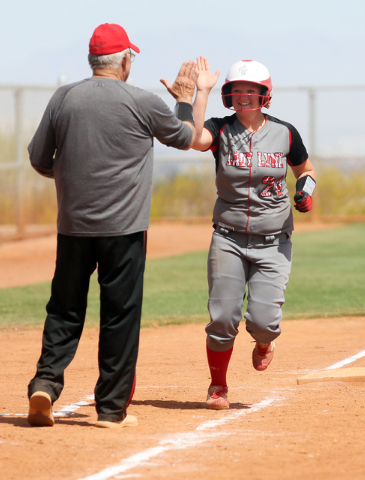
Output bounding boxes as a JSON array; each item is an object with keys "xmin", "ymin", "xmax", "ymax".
[{"xmin": 88, "ymin": 49, "xmax": 128, "ymax": 71}]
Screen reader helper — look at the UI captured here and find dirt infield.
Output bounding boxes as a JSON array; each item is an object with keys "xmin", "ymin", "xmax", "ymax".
[
  {"xmin": 1, "ymin": 319, "xmax": 365, "ymax": 480},
  {"xmin": 0, "ymin": 220, "xmax": 342, "ymax": 288},
  {"xmin": 0, "ymin": 221, "xmax": 364, "ymax": 480},
  {"xmin": 0, "ymin": 222, "xmax": 215, "ymax": 288}
]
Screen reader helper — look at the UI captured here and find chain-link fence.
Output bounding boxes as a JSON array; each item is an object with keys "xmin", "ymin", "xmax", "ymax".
[{"xmin": 1, "ymin": 83, "xmax": 364, "ymax": 239}]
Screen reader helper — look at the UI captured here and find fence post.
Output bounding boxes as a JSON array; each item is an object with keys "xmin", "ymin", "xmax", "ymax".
[
  {"xmin": 15, "ymin": 87, "xmax": 25, "ymax": 237},
  {"xmin": 309, "ymin": 87, "xmax": 320, "ymax": 222}
]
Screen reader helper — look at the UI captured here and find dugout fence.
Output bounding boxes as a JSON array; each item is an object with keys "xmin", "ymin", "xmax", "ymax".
[{"xmin": 0, "ymin": 82, "xmax": 364, "ymax": 239}]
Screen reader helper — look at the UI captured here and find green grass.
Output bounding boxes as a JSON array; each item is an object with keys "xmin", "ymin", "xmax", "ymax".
[
  {"xmin": 285, "ymin": 223, "xmax": 365, "ymax": 318},
  {"xmin": 0, "ymin": 223, "xmax": 364, "ymax": 328}
]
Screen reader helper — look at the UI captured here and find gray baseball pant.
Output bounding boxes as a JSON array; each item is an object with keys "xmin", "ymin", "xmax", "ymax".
[{"xmin": 206, "ymin": 227, "xmax": 292, "ymax": 351}]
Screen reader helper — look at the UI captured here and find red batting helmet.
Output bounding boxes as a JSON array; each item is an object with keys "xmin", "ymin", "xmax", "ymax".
[{"xmin": 221, "ymin": 60, "xmax": 273, "ymax": 111}]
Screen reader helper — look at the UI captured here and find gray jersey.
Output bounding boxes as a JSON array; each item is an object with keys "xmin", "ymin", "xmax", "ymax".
[
  {"xmin": 29, "ymin": 78, "xmax": 192, "ymax": 236},
  {"xmin": 204, "ymin": 114, "xmax": 308, "ymax": 235}
]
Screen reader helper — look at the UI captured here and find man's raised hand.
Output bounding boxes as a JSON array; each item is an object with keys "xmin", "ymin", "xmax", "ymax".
[{"xmin": 160, "ymin": 60, "xmax": 199, "ymax": 104}]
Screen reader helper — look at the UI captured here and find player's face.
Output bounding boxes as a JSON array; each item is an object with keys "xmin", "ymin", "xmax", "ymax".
[{"xmin": 230, "ymin": 81, "xmax": 262, "ymax": 111}]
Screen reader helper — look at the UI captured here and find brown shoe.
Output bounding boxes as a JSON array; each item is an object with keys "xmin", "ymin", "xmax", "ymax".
[
  {"xmin": 252, "ymin": 341, "xmax": 275, "ymax": 371},
  {"xmin": 206, "ymin": 385, "xmax": 230, "ymax": 410},
  {"xmin": 27, "ymin": 391, "xmax": 54, "ymax": 427},
  {"xmin": 95, "ymin": 415, "xmax": 138, "ymax": 429}
]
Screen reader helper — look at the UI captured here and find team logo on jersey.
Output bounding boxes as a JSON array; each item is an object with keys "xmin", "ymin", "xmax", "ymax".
[
  {"xmin": 226, "ymin": 150, "xmax": 252, "ymax": 167},
  {"xmin": 257, "ymin": 152, "xmax": 284, "ymax": 168}
]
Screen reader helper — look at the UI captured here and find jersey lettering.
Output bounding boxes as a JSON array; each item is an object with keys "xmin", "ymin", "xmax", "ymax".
[
  {"xmin": 257, "ymin": 152, "xmax": 284, "ymax": 168},
  {"xmin": 243, "ymin": 152, "xmax": 253, "ymax": 167},
  {"xmin": 257, "ymin": 152, "xmax": 265, "ymax": 167},
  {"xmin": 226, "ymin": 151, "xmax": 252, "ymax": 168},
  {"xmin": 227, "ymin": 150, "xmax": 233, "ymax": 165},
  {"xmin": 227, "ymin": 151, "xmax": 283, "ymax": 169},
  {"xmin": 233, "ymin": 151, "xmax": 239, "ymax": 166},
  {"xmin": 260, "ymin": 176, "xmax": 285, "ymax": 197}
]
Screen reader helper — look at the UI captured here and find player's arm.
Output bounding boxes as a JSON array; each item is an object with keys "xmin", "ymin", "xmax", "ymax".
[
  {"xmin": 191, "ymin": 56, "xmax": 220, "ymax": 151},
  {"xmin": 160, "ymin": 60, "xmax": 198, "ymax": 147},
  {"xmin": 290, "ymin": 158, "xmax": 316, "ymax": 212},
  {"xmin": 291, "ymin": 158, "xmax": 316, "ymax": 181}
]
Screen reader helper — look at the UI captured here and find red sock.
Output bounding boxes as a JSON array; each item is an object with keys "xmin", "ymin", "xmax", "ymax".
[{"xmin": 206, "ymin": 345, "xmax": 233, "ymax": 388}]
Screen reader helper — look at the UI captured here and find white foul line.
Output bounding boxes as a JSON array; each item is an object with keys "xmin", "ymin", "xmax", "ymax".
[
  {"xmin": 75, "ymin": 396, "xmax": 279, "ymax": 480},
  {"xmin": 2, "ymin": 348, "xmax": 365, "ymax": 419},
  {"xmin": 0, "ymin": 394, "xmax": 95, "ymax": 418},
  {"xmin": 325, "ymin": 349, "xmax": 365, "ymax": 370},
  {"xmin": 73, "ymin": 348, "xmax": 365, "ymax": 480},
  {"xmin": 54, "ymin": 395, "xmax": 95, "ymax": 417},
  {"xmin": 1, "ymin": 348, "xmax": 364, "ymax": 478}
]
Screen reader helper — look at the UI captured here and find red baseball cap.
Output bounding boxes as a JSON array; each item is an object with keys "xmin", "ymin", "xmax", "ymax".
[{"xmin": 89, "ymin": 23, "xmax": 140, "ymax": 55}]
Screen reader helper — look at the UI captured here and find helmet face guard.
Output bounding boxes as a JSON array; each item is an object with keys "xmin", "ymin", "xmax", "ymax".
[
  {"xmin": 221, "ymin": 60, "xmax": 273, "ymax": 111},
  {"xmin": 222, "ymin": 92, "xmax": 271, "ymax": 112}
]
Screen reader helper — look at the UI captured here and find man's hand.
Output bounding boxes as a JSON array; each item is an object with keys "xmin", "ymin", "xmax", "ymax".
[
  {"xmin": 196, "ymin": 56, "xmax": 220, "ymax": 93},
  {"xmin": 160, "ymin": 60, "xmax": 198, "ymax": 104}
]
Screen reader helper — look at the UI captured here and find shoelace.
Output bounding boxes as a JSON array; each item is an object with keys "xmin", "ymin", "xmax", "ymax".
[{"xmin": 256, "ymin": 342, "xmax": 270, "ymax": 356}]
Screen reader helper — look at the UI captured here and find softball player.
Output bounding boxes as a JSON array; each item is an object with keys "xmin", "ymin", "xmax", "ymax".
[{"xmin": 192, "ymin": 57, "xmax": 316, "ymax": 409}]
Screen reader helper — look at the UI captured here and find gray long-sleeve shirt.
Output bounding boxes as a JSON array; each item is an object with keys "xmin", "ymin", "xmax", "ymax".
[{"xmin": 29, "ymin": 77, "xmax": 192, "ymax": 236}]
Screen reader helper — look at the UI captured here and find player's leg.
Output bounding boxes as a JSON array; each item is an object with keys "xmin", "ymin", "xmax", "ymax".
[
  {"xmin": 245, "ymin": 233, "xmax": 292, "ymax": 371},
  {"xmin": 206, "ymin": 231, "xmax": 248, "ymax": 409},
  {"xmin": 94, "ymin": 232, "xmax": 146, "ymax": 428},
  {"xmin": 27, "ymin": 234, "xmax": 96, "ymax": 426}
]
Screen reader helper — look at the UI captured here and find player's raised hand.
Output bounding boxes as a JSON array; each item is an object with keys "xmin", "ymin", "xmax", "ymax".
[
  {"xmin": 160, "ymin": 60, "xmax": 198, "ymax": 103},
  {"xmin": 196, "ymin": 56, "xmax": 220, "ymax": 92}
]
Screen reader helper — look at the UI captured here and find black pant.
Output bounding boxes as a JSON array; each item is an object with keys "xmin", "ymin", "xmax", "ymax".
[{"xmin": 28, "ymin": 232, "xmax": 146, "ymax": 422}]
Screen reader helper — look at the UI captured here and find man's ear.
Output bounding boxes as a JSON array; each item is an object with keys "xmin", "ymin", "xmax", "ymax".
[
  {"xmin": 120, "ymin": 53, "xmax": 130, "ymax": 82},
  {"xmin": 121, "ymin": 54, "xmax": 128, "ymax": 70}
]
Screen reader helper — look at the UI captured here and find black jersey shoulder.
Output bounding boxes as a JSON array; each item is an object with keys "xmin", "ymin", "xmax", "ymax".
[
  {"xmin": 266, "ymin": 114, "xmax": 309, "ymax": 166},
  {"xmin": 204, "ymin": 114, "xmax": 237, "ymax": 170},
  {"xmin": 204, "ymin": 113, "xmax": 237, "ymax": 139}
]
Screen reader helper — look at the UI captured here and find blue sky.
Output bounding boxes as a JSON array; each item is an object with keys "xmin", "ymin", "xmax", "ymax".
[
  {"xmin": 1, "ymin": 0, "xmax": 363, "ymax": 88},
  {"xmin": 1, "ymin": 0, "xmax": 364, "ymax": 157}
]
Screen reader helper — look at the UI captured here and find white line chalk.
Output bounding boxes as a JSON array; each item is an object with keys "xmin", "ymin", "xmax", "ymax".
[
  {"xmin": 75, "ymin": 396, "xmax": 279, "ymax": 480},
  {"xmin": 196, "ymin": 397, "xmax": 277, "ymax": 431},
  {"xmin": 326, "ymin": 350, "xmax": 365, "ymax": 370},
  {"xmin": 0, "ymin": 394, "xmax": 95, "ymax": 418},
  {"xmin": 54, "ymin": 395, "xmax": 94, "ymax": 417},
  {"xmin": 3, "ymin": 347, "xmax": 365, "ymax": 421},
  {"xmin": 74, "ymin": 348, "xmax": 365, "ymax": 480}
]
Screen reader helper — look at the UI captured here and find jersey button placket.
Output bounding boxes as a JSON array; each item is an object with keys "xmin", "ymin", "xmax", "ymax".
[{"xmin": 245, "ymin": 134, "xmax": 254, "ymax": 234}]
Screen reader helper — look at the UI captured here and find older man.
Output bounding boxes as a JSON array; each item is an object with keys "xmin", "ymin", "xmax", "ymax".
[{"xmin": 27, "ymin": 23, "xmax": 197, "ymax": 429}]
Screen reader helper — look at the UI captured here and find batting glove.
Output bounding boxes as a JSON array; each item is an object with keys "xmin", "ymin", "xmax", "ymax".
[
  {"xmin": 294, "ymin": 191, "xmax": 312, "ymax": 212},
  {"xmin": 294, "ymin": 175, "xmax": 316, "ymax": 213}
]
